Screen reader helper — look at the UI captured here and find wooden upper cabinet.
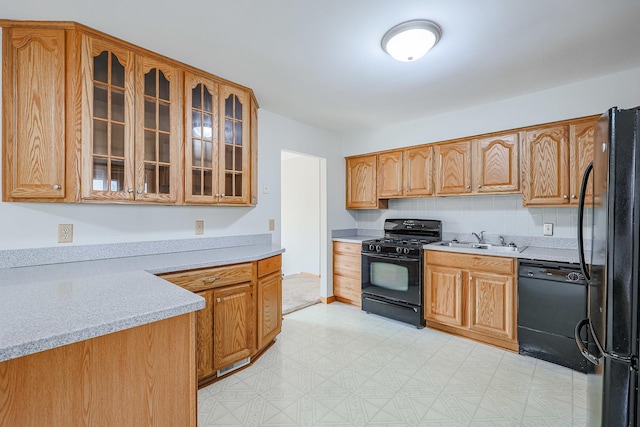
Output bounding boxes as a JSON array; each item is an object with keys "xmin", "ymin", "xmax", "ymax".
[
  {"xmin": 184, "ymin": 76, "xmax": 251, "ymax": 205},
  {"xmin": 403, "ymin": 146, "xmax": 434, "ymax": 197},
  {"xmin": 570, "ymin": 119, "xmax": 596, "ymax": 205},
  {"xmin": 522, "ymin": 125, "xmax": 570, "ymax": 206},
  {"xmin": 473, "ymin": 132, "xmax": 519, "ymax": 193},
  {"xmin": 80, "ymin": 34, "xmax": 135, "ymax": 201},
  {"xmin": 2, "ymin": 28, "xmax": 66, "ymax": 201},
  {"xmin": 377, "ymin": 151, "xmax": 403, "ymax": 198},
  {"xmin": 435, "ymin": 141, "xmax": 472, "ymax": 195},
  {"xmin": 346, "ymin": 154, "xmax": 387, "ymax": 209},
  {"xmin": 134, "ymin": 56, "xmax": 182, "ymax": 203}
]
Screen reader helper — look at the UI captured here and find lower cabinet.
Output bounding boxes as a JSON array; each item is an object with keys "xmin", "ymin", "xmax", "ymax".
[
  {"xmin": 332, "ymin": 241, "xmax": 362, "ymax": 306},
  {"xmin": 159, "ymin": 254, "xmax": 282, "ymax": 387},
  {"xmin": 424, "ymin": 250, "xmax": 517, "ymax": 351}
]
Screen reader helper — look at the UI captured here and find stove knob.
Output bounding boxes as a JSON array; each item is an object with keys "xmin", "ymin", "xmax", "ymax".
[
  {"xmin": 375, "ymin": 245, "xmax": 381, "ymax": 253},
  {"xmin": 396, "ymin": 247, "xmax": 402, "ymax": 254},
  {"xmin": 368, "ymin": 244, "xmax": 375, "ymax": 251},
  {"xmin": 404, "ymin": 247, "xmax": 410, "ymax": 255}
]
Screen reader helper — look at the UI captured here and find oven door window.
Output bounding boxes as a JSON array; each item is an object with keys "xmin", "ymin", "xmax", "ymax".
[{"xmin": 370, "ymin": 262, "xmax": 409, "ymax": 291}]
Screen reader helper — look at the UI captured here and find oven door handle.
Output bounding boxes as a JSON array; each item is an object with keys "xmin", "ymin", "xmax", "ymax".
[{"xmin": 362, "ymin": 253, "xmax": 420, "ymax": 262}]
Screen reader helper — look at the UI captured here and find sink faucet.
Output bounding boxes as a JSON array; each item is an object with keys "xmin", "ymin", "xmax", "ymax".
[
  {"xmin": 472, "ymin": 231, "xmax": 486, "ymax": 244},
  {"xmin": 499, "ymin": 235, "xmax": 506, "ymax": 246}
]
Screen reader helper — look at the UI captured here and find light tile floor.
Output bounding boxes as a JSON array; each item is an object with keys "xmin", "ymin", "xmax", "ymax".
[{"xmin": 198, "ymin": 303, "xmax": 587, "ymax": 427}]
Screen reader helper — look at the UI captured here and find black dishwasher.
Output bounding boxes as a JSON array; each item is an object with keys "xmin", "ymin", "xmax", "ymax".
[{"xmin": 517, "ymin": 260, "xmax": 594, "ymax": 373}]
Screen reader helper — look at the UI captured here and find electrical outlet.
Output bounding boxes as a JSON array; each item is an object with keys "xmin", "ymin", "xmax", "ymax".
[
  {"xmin": 268, "ymin": 219, "xmax": 275, "ymax": 231},
  {"xmin": 195, "ymin": 220, "xmax": 204, "ymax": 235},
  {"xmin": 58, "ymin": 224, "xmax": 73, "ymax": 243},
  {"xmin": 543, "ymin": 223, "xmax": 553, "ymax": 236}
]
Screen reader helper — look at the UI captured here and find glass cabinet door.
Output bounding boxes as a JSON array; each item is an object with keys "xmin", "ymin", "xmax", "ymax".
[
  {"xmin": 184, "ymin": 72, "xmax": 218, "ymax": 203},
  {"xmin": 81, "ymin": 35, "xmax": 135, "ymax": 200},
  {"xmin": 219, "ymin": 85, "xmax": 250, "ymax": 204},
  {"xmin": 135, "ymin": 57, "xmax": 182, "ymax": 203}
]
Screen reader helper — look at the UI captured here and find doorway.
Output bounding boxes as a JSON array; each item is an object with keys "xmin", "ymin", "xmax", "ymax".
[{"xmin": 280, "ymin": 150, "xmax": 324, "ymax": 314}]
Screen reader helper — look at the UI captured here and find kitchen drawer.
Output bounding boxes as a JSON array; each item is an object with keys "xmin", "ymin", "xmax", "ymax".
[
  {"xmin": 258, "ymin": 254, "xmax": 282, "ymax": 278},
  {"xmin": 333, "ymin": 241, "xmax": 361, "ymax": 256},
  {"xmin": 334, "ymin": 276, "xmax": 361, "ymax": 305},
  {"xmin": 334, "ymin": 253, "xmax": 361, "ymax": 279},
  {"xmin": 425, "ymin": 251, "xmax": 514, "ymax": 275},
  {"xmin": 159, "ymin": 262, "xmax": 253, "ymax": 292}
]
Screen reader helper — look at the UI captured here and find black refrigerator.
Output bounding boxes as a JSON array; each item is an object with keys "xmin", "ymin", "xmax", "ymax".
[{"xmin": 575, "ymin": 106, "xmax": 640, "ymax": 427}]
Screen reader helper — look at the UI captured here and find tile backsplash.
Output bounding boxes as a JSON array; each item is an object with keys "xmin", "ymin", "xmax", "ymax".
[{"xmin": 352, "ymin": 194, "xmax": 591, "ymax": 242}]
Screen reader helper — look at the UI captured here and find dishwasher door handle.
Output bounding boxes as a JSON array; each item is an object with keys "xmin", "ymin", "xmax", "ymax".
[{"xmin": 575, "ymin": 318, "xmax": 601, "ymax": 366}]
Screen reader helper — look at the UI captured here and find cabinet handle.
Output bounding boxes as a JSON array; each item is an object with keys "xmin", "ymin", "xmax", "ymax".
[
  {"xmin": 572, "ymin": 194, "xmax": 577, "ymax": 199},
  {"xmin": 53, "ymin": 184, "xmax": 61, "ymax": 190},
  {"xmin": 128, "ymin": 188, "xmax": 134, "ymax": 193},
  {"xmin": 216, "ymin": 298, "xmax": 221, "ymax": 303},
  {"xmin": 457, "ymin": 273, "xmax": 461, "ymax": 280},
  {"xmin": 137, "ymin": 189, "xmax": 143, "ymax": 195},
  {"xmin": 202, "ymin": 276, "xmax": 221, "ymax": 283},
  {"xmin": 563, "ymin": 194, "xmax": 569, "ymax": 200}
]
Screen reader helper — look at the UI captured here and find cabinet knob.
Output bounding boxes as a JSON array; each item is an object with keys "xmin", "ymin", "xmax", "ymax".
[
  {"xmin": 216, "ymin": 298, "xmax": 221, "ymax": 303},
  {"xmin": 137, "ymin": 189, "xmax": 144, "ymax": 195},
  {"xmin": 202, "ymin": 276, "xmax": 220, "ymax": 283},
  {"xmin": 563, "ymin": 194, "xmax": 569, "ymax": 199},
  {"xmin": 457, "ymin": 273, "xmax": 461, "ymax": 280},
  {"xmin": 53, "ymin": 184, "xmax": 61, "ymax": 190},
  {"xmin": 466, "ymin": 184, "xmax": 471, "ymax": 189},
  {"xmin": 469, "ymin": 276, "xmax": 473, "ymax": 281},
  {"xmin": 128, "ymin": 188, "xmax": 134, "ymax": 193},
  {"xmin": 215, "ymin": 194, "xmax": 220, "ymax": 197},
  {"xmin": 478, "ymin": 184, "xmax": 482, "ymax": 188},
  {"xmin": 572, "ymin": 194, "xmax": 577, "ymax": 199},
  {"xmin": 221, "ymin": 194, "xmax": 225, "ymax": 197}
]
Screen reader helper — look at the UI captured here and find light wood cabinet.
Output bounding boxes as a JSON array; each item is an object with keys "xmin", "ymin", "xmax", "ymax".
[
  {"xmin": 257, "ymin": 255, "xmax": 282, "ymax": 349},
  {"xmin": 332, "ymin": 241, "xmax": 362, "ymax": 307},
  {"xmin": 212, "ymin": 282, "xmax": 254, "ymax": 371},
  {"xmin": 2, "ymin": 27, "xmax": 67, "ymax": 201},
  {"xmin": 473, "ymin": 132, "xmax": 519, "ymax": 193},
  {"xmin": 377, "ymin": 150, "xmax": 403, "ymax": 198},
  {"xmin": 434, "ymin": 141, "xmax": 472, "ymax": 195},
  {"xmin": 403, "ymin": 145, "xmax": 434, "ymax": 196},
  {"xmin": 159, "ymin": 256, "xmax": 281, "ymax": 387},
  {"xmin": 569, "ymin": 119, "xmax": 596, "ymax": 205},
  {"xmin": 424, "ymin": 250, "xmax": 517, "ymax": 351},
  {"xmin": 2, "ymin": 20, "xmax": 258, "ymax": 206},
  {"xmin": 346, "ymin": 154, "xmax": 387, "ymax": 209},
  {"xmin": 522, "ymin": 118, "xmax": 597, "ymax": 206}
]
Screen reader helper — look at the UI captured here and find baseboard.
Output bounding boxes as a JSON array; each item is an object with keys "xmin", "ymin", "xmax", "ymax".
[{"xmin": 321, "ymin": 296, "xmax": 337, "ymax": 304}]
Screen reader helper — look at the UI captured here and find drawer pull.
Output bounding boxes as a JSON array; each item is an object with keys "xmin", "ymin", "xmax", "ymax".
[
  {"xmin": 202, "ymin": 276, "xmax": 221, "ymax": 283},
  {"xmin": 216, "ymin": 298, "xmax": 221, "ymax": 303}
]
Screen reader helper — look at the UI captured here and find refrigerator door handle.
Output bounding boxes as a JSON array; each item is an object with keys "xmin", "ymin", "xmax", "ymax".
[
  {"xmin": 575, "ymin": 318, "xmax": 602, "ymax": 365},
  {"xmin": 577, "ymin": 161, "xmax": 593, "ymax": 283}
]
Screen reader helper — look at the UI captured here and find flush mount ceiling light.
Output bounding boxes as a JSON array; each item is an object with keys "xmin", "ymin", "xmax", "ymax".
[{"xmin": 381, "ymin": 19, "xmax": 442, "ymax": 62}]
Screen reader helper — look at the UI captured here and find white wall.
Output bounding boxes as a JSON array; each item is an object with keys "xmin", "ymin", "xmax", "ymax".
[
  {"xmin": 343, "ymin": 67, "xmax": 640, "ymax": 238},
  {"xmin": 281, "ymin": 153, "xmax": 320, "ymax": 276}
]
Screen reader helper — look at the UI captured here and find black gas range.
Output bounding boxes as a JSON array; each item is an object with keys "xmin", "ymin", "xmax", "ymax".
[{"xmin": 361, "ymin": 219, "xmax": 442, "ymax": 327}]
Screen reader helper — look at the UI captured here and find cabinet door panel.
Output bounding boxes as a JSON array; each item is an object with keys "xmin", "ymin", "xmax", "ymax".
[
  {"xmin": 196, "ymin": 289, "xmax": 215, "ymax": 380},
  {"xmin": 570, "ymin": 120, "xmax": 596, "ymax": 205},
  {"xmin": 4, "ymin": 28, "xmax": 66, "ymax": 200},
  {"xmin": 522, "ymin": 125, "xmax": 570, "ymax": 205},
  {"xmin": 425, "ymin": 265, "xmax": 463, "ymax": 326},
  {"xmin": 435, "ymin": 141, "xmax": 471, "ymax": 195},
  {"xmin": 346, "ymin": 155, "xmax": 378, "ymax": 208},
  {"xmin": 403, "ymin": 146, "xmax": 433, "ymax": 196},
  {"xmin": 474, "ymin": 133, "xmax": 519, "ymax": 193},
  {"xmin": 213, "ymin": 282, "xmax": 254, "ymax": 371},
  {"xmin": 134, "ymin": 56, "xmax": 182, "ymax": 203},
  {"xmin": 258, "ymin": 272, "xmax": 282, "ymax": 349},
  {"xmin": 377, "ymin": 151, "xmax": 403, "ymax": 198},
  {"xmin": 468, "ymin": 271, "xmax": 514, "ymax": 340}
]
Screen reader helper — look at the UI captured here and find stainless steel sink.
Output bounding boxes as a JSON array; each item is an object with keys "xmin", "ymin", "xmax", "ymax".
[{"xmin": 431, "ymin": 241, "xmax": 527, "ymax": 253}]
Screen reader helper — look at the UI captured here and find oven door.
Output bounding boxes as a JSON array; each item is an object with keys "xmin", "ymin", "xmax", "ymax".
[{"xmin": 361, "ymin": 253, "xmax": 422, "ymax": 306}]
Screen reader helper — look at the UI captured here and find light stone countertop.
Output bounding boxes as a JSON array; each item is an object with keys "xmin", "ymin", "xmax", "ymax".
[
  {"xmin": 332, "ymin": 236, "xmax": 375, "ymax": 244},
  {"xmin": 0, "ymin": 244, "xmax": 284, "ymax": 362}
]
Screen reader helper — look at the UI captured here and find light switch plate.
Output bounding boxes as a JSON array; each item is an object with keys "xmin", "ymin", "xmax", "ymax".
[
  {"xmin": 58, "ymin": 224, "xmax": 73, "ymax": 243},
  {"xmin": 543, "ymin": 223, "xmax": 553, "ymax": 236},
  {"xmin": 268, "ymin": 219, "xmax": 275, "ymax": 231},
  {"xmin": 195, "ymin": 220, "xmax": 204, "ymax": 235}
]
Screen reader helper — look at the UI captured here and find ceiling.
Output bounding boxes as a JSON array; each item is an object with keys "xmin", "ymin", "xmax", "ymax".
[{"xmin": 4, "ymin": 0, "xmax": 640, "ymax": 132}]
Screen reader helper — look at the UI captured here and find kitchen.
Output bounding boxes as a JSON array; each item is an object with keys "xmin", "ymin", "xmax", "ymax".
[{"xmin": 1, "ymin": 1, "xmax": 640, "ymax": 426}]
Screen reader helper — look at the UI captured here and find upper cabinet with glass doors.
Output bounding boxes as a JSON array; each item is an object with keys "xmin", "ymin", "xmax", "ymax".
[{"xmin": 184, "ymin": 72, "xmax": 250, "ymax": 205}]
